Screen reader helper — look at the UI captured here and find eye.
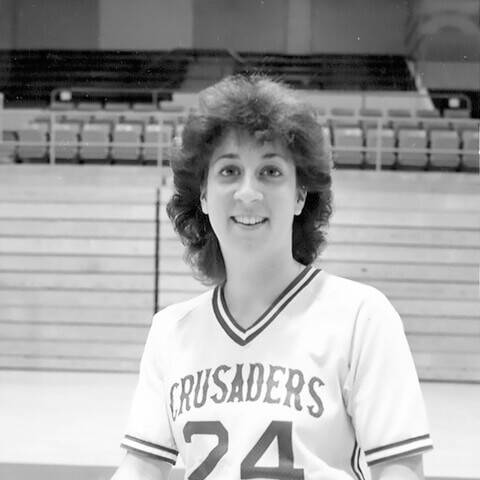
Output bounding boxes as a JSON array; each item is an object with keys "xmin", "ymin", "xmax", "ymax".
[
  {"xmin": 260, "ymin": 166, "xmax": 282, "ymax": 177},
  {"xmin": 219, "ymin": 165, "xmax": 240, "ymax": 177}
]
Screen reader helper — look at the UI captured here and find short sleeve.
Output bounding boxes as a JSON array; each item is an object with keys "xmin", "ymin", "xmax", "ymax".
[
  {"xmin": 344, "ymin": 289, "xmax": 433, "ymax": 467},
  {"xmin": 120, "ymin": 314, "xmax": 179, "ymax": 465}
]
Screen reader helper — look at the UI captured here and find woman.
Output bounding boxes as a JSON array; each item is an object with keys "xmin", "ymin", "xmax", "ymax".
[{"xmin": 112, "ymin": 75, "xmax": 433, "ymax": 480}]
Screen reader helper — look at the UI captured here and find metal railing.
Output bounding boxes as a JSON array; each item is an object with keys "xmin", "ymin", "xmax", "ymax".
[{"xmin": 1, "ymin": 109, "xmax": 479, "ymax": 171}]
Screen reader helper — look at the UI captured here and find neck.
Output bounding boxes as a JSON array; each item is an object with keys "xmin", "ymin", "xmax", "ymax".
[{"xmin": 222, "ymin": 254, "xmax": 304, "ymax": 328}]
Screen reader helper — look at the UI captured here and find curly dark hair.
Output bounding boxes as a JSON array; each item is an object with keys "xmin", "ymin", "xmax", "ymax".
[{"xmin": 167, "ymin": 74, "xmax": 333, "ymax": 285}]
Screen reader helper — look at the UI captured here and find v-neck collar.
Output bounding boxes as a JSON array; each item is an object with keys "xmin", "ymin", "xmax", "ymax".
[{"xmin": 212, "ymin": 266, "xmax": 320, "ymax": 346}]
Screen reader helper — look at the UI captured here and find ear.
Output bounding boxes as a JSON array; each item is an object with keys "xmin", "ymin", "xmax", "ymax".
[
  {"xmin": 294, "ymin": 187, "xmax": 306, "ymax": 216},
  {"xmin": 200, "ymin": 188, "xmax": 208, "ymax": 214}
]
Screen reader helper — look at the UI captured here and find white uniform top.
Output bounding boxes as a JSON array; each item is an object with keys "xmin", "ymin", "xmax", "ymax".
[{"xmin": 121, "ymin": 267, "xmax": 433, "ymax": 479}]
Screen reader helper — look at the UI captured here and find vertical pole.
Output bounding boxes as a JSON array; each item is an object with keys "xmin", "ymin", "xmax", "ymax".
[
  {"xmin": 49, "ymin": 110, "xmax": 55, "ymax": 165},
  {"xmin": 0, "ymin": 93, "xmax": 3, "ymax": 143},
  {"xmin": 375, "ymin": 117, "xmax": 382, "ymax": 171},
  {"xmin": 154, "ymin": 188, "xmax": 161, "ymax": 315}
]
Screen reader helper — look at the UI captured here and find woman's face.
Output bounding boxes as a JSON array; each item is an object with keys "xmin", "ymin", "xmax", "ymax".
[{"xmin": 200, "ymin": 131, "xmax": 306, "ymax": 262}]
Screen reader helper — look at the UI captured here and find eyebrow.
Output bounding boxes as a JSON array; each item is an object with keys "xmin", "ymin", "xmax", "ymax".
[{"xmin": 213, "ymin": 152, "xmax": 287, "ymax": 164}]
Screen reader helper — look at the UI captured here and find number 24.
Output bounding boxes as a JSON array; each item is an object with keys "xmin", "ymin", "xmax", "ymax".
[{"xmin": 183, "ymin": 420, "xmax": 304, "ymax": 480}]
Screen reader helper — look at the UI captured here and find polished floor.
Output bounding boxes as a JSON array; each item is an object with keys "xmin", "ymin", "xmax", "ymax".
[{"xmin": 0, "ymin": 370, "xmax": 478, "ymax": 479}]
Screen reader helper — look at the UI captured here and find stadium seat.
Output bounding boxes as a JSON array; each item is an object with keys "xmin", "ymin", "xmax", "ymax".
[
  {"xmin": 442, "ymin": 108, "xmax": 476, "ymax": 133},
  {"xmin": 93, "ymin": 114, "xmax": 121, "ymax": 127},
  {"xmin": 329, "ymin": 108, "xmax": 359, "ymax": 128},
  {"xmin": 416, "ymin": 109, "xmax": 446, "ymax": 132},
  {"xmin": 121, "ymin": 112, "xmax": 154, "ymax": 127},
  {"xmin": 461, "ymin": 130, "xmax": 479, "ymax": 171},
  {"xmin": 143, "ymin": 124, "xmax": 174, "ymax": 165},
  {"xmin": 50, "ymin": 101, "xmax": 75, "ymax": 111},
  {"xmin": 104, "ymin": 101, "xmax": 130, "ymax": 112},
  {"xmin": 111, "ymin": 123, "xmax": 143, "ymax": 164},
  {"xmin": 387, "ymin": 108, "xmax": 419, "ymax": 131},
  {"xmin": 397, "ymin": 128, "xmax": 428, "ymax": 169},
  {"xmin": 416, "ymin": 109, "xmax": 440, "ymax": 118},
  {"xmin": 77, "ymin": 101, "xmax": 103, "ymax": 111},
  {"xmin": 16, "ymin": 125, "xmax": 48, "ymax": 162},
  {"xmin": 358, "ymin": 108, "xmax": 383, "ymax": 130},
  {"xmin": 387, "ymin": 108, "xmax": 412, "ymax": 118},
  {"xmin": 52, "ymin": 123, "xmax": 79, "ymax": 163},
  {"xmin": 429, "ymin": 129, "xmax": 460, "ymax": 170},
  {"xmin": 449, "ymin": 118, "xmax": 480, "ymax": 135},
  {"xmin": 63, "ymin": 113, "xmax": 94, "ymax": 125},
  {"xmin": 0, "ymin": 131, "xmax": 17, "ymax": 163},
  {"xmin": 59, "ymin": 119, "xmax": 83, "ymax": 134},
  {"xmin": 159, "ymin": 103, "xmax": 186, "ymax": 125},
  {"xmin": 365, "ymin": 128, "xmax": 396, "ymax": 169},
  {"xmin": 443, "ymin": 108, "xmax": 470, "ymax": 119},
  {"xmin": 79, "ymin": 122, "xmax": 111, "ymax": 163},
  {"xmin": 159, "ymin": 102, "xmax": 185, "ymax": 113},
  {"xmin": 31, "ymin": 118, "xmax": 51, "ymax": 135},
  {"xmin": 332, "ymin": 127, "xmax": 364, "ymax": 167},
  {"xmin": 132, "ymin": 102, "xmax": 158, "ymax": 112}
]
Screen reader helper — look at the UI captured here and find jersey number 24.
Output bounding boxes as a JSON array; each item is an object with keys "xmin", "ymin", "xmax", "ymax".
[{"xmin": 183, "ymin": 420, "xmax": 304, "ymax": 480}]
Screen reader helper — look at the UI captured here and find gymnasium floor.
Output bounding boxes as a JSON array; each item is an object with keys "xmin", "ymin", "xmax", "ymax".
[{"xmin": 0, "ymin": 370, "xmax": 478, "ymax": 480}]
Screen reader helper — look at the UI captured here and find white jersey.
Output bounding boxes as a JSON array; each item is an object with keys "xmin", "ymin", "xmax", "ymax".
[{"xmin": 121, "ymin": 267, "xmax": 433, "ymax": 479}]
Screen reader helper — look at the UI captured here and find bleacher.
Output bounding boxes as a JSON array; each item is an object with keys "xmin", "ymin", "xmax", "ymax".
[
  {"xmin": 0, "ymin": 50, "xmax": 190, "ymax": 107},
  {"xmin": 1, "ymin": 103, "xmax": 478, "ymax": 171},
  {"xmin": 0, "ymin": 48, "xmax": 479, "ymax": 384},
  {"xmin": 0, "ymin": 166, "xmax": 478, "ymax": 383},
  {"xmin": 232, "ymin": 53, "xmax": 416, "ymax": 91},
  {"xmin": 0, "ymin": 50, "xmax": 416, "ymax": 108},
  {"xmin": 0, "ymin": 48, "xmax": 477, "ymax": 170},
  {"xmin": 326, "ymin": 107, "xmax": 479, "ymax": 171}
]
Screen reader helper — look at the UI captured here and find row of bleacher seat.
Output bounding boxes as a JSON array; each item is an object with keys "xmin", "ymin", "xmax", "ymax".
[
  {"xmin": 0, "ymin": 121, "xmax": 178, "ymax": 165},
  {"xmin": 40, "ymin": 104, "xmax": 479, "ymax": 139},
  {"xmin": 1, "ymin": 118, "xmax": 477, "ymax": 171},
  {"xmin": 330, "ymin": 126, "xmax": 478, "ymax": 171},
  {"xmin": 320, "ymin": 107, "xmax": 479, "ymax": 170},
  {"xmin": 1, "ymin": 50, "xmax": 416, "ymax": 107},
  {"xmin": 232, "ymin": 53, "xmax": 416, "ymax": 91},
  {"xmin": 321, "ymin": 107, "xmax": 476, "ymax": 133},
  {"xmin": 0, "ymin": 103, "xmax": 478, "ymax": 170},
  {"xmin": 0, "ymin": 49, "xmax": 189, "ymax": 106},
  {"xmin": 49, "ymin": 100, "xmax": 186, "ymax": 114},
  {"xmin": 47, "ymin": 102, "xmax": 473, "ymax": 132}
]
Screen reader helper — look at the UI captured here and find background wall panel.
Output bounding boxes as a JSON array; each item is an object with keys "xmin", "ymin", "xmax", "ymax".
[
  {"xmin": 13, "ymin": 0, "xmax": 99, "ymax": 49},
  {"xmin": 99, "ymin": 0, "xmax": 193, "ymax": 50},
  {"xmin": 311, "ymin": 0, "xmax": 408, "ymax": 54},
  {"xmin": 2, "ymin": 0, "xmax": 409, "ymax": 54},
  {"xmin": 193, "ymin": 0, "xmax": 289, "ymax": 52},
  {"xmin": 0, "ymin": 0, "xmax": 15, "ymax": 48}
]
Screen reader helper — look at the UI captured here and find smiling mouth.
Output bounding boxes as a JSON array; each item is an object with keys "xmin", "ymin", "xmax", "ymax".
[{"xmin": 232, "ymin": 216, "xmax": 268, "ymax": 226}]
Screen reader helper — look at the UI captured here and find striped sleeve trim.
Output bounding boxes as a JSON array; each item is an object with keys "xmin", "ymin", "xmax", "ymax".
[
  {"xmin": 365, "ymin": 434, "xmax": 433, "ymax": 467},
  {"xmin": 121, "ymin": 435, "xmax": 178, "ymax": 465}
]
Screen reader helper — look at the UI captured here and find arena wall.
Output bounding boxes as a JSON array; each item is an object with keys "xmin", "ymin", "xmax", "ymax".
[
  {"xmin": 0, "ymin": 0, "xmax": 15, "ymax": 48},
  {"xmin": 310, "ymin": 0, "xmax": 409, "ymax": 54},
  {"xmin": 192, "ymin": 0, "xmax": 289, "ymax": 52},
  {"xmin": 9, "ymin": 0, "xmax": 99, "ymax": 50},
  {"xmin": 0, "ymin": 0, "xmax": 408, "ymax": 54},
  {"xmin": 99, "ymin": 0, "xmax": 193, "ymax": 51}
]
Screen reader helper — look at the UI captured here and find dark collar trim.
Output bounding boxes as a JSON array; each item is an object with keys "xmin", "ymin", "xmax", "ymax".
[{"xmin": 213, "ymin": 266, "xmax": 320, "ymax": 346}]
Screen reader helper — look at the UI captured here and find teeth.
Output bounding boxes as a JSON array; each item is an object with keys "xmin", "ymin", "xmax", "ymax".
[{"xmin": 234, "ymin": 216, "xmax": 266, "ymax": 225}]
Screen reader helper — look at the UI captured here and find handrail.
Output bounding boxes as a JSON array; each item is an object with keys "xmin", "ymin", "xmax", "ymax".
[
  {"xmin": 1, "ymin": 109, "xmax": 478, "ymax": 171},
  {"xmin": 50, "ymin": 87, "xmax": 174, "ymax": 107}
]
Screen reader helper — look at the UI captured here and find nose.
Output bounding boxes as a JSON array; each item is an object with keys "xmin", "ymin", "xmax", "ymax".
[{"xmin": 233, "ymin": 174, "xmax": 263, "ymax": 204}]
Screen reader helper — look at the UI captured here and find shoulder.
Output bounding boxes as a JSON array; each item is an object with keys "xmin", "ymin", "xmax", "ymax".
[
  {"xmin": 152, "ymin": 289, "xmax": 214, "ymax": 328},
  {"xmin": 143, "ymin": 290, "xmax": 215, "ymax": 360},
  {"xmin": 311, "ymin": 269, "xmax": 392, "ymax": 309},
  {"xmin": 307, "ymin": 269, "xmax": 401, "ymax": 329}
]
